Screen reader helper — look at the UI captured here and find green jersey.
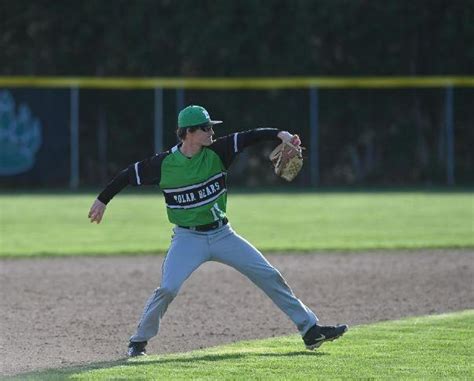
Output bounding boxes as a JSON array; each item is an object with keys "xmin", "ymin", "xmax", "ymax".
[
  {"xmin": 98, "ymin": 128, "xmax": 279, "ymax": 227},
  {"xmin": 155, "ymin": 145, "xmax": 228, "ymax": 226}
]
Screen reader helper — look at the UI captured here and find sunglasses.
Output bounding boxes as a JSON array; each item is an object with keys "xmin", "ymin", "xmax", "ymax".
[
  {"xmin": 189, "ymin": 125, "xmax": 213, "ymax": 133},
  {"xmin": 200, "ymin": 125, "xmax": 214, "ymax": 132}
]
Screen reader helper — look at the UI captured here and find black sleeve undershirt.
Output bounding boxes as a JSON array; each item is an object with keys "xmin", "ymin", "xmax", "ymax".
[
  {"xmin": 97, "ymin": 151, "xmax": 168, "ymax": 205},
  {"xmin": 237, "ymin": 128, "xmax": 280, "ymax": 149},
  {"xmin": 97, "ymin": 169, "xmax": 129, "ymax": 205},
  {"xmin": 210, "ymin": 128, "xmax": 280, "ymax": 169},
  {"xmin": 97, "ymin": 129, "xmax": 278, "ymax": 205}
]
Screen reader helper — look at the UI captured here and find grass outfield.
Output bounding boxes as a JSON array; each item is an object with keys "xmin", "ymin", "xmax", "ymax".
[
  {"xmin": 0, "ymin": 191, "xmax": 472, "ymax": 257},
  {"xmin": 8, "ymin": 310, "xmax": 473, "ymax": 380}
]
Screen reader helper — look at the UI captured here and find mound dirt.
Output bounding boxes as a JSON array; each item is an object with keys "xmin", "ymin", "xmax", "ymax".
[{"xmin": 0, "ymin": 250, "xmax": 472, "ymax": 376}]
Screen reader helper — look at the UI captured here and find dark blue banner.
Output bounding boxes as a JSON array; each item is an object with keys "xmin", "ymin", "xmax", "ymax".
[{"xmin": 0, "ymin": 88, "xmax": 70, "ymax": 187}]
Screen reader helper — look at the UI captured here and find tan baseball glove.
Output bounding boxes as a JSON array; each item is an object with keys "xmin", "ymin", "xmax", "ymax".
[{"xmin": 269, "ymin": 135, "xmax": 304, "ymax": 182}]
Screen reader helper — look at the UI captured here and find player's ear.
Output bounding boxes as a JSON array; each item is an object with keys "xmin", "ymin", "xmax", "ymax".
[{"xmin": 186, "ymin": 127, "xmax": 198, "ymax": 136}]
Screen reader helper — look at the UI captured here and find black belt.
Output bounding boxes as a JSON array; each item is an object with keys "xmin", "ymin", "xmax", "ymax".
[{"xmin": 179, "ymin": 217, "xmax": 228, "ymax": 232}]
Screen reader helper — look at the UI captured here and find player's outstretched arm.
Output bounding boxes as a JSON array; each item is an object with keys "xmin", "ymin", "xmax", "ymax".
[
  {"xmin": 87, "ymin": 152, "xmax": 166, "ymax": 224},
  {"xmin": 88, "ymin": 198, "xmax": 107, "ymax": 224},
  {"xmin": 87, "ymin": 168, "xmax": 128, "ymax": 224}
]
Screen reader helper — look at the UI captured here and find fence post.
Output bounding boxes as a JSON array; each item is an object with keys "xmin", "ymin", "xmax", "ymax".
[
  {"xmin": 445, "ymin": 86, "xmax": 455, "ymax": 186},
  {"xmin": 69, "ymin": 87, "xmax": 79, "ymax": 189},
  {"xmin": 176, "ymin": 88, "xmax": 185, "ymax": 116},
  {"xmin": 154, "ymin": 88, "xmax": 163, "ymax": 153},
  {"xmin": 309, "ymin": 87, "xmax": 319, "ymax": 187},
  {"xmin": 98, "ymin": 107, "xmax": 107, "ymax": 184}
]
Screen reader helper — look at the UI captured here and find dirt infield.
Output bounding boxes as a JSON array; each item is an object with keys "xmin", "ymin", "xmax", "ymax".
[{"xmin": 0, "ymin": 249, "xmax": 473, "ymax": 376}]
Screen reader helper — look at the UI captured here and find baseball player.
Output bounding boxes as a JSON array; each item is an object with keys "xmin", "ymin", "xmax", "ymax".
[{"xmin": 88, "ymin": 105, "xmax": 348, "ymax": 357}]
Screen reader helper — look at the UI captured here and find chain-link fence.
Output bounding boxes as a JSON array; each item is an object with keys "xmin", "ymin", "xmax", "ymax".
[{"xmin": 1, "ymin": 77, "xmax": 472, "ymax": 188}]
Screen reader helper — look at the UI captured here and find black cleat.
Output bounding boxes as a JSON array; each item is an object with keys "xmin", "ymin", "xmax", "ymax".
[
  {"xmin": 127, "ymin": 341, "xmax": 147, "ymax": 357},
  {"xmin": 303, "ymin": 324, "xmax": 348, "ymax": 350}
]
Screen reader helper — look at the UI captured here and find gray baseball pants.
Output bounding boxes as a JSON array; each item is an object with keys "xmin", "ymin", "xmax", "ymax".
[{"xmin": 130, "ymin": 223, "xmax": 318, "ymax": 343}]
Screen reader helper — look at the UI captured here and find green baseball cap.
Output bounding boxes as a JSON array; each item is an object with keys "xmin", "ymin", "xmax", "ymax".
[{"xmin": 178, "ymin": 105, "xmax": 223, "ymax": 128}]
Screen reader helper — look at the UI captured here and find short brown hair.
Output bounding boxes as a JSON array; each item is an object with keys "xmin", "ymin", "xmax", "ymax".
[{"xmin": 176, "ymin": 128, "xmax": 187, "ymax": 141}]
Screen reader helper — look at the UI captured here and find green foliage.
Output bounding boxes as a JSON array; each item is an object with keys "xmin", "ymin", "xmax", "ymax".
[
  {"xmin": 2, "ymin": 0, "xmax": 473, "ymax": 76},
  {"xmin": 0, "ymin": 191, "xmax": 472, "ymax": 257},
  {"xmin": 9, "ymin": 310, "xmax": 474, "ymax": 380}
]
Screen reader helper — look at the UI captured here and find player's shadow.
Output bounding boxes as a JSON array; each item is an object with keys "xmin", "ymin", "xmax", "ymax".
[
  {"xmin": 128, "ymin": 350, "xmax": 327, "ymax": 366},
  {"xmin": 260, "ymin": 351, "xmax": 328, "ymax": 358},
  {"xmin": 13, "ymin": 351, "xmax": 327, "ymax": 379}
]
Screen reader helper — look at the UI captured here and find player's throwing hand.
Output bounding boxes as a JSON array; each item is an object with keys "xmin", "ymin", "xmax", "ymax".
[
  {"xmin": 88, "ymin": 199, "xmax": 106, "ymax": 224},
  {"xmin": 277, "ymin": 131, "xmax": 301, "ymax": 146}
]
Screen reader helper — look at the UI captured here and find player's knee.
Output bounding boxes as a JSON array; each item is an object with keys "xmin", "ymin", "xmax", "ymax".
[
  {"xmin": 159, "ymin": 286, "xmax": 179, "ymax": 299},
  {"xmin": 266, "ymin": 267, "xmax": 283, "ymax": 281}
]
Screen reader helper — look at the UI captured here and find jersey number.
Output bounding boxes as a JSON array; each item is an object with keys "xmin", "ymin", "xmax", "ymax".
[{"xmin": 210, "ymin": 203, "xmax": 224, "ymax": 221}]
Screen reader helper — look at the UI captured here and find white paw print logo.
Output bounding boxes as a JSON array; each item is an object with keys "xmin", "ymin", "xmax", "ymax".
[{"xmin": 0, "ymin": 90, "xmax": 42, "ymax": 175}]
